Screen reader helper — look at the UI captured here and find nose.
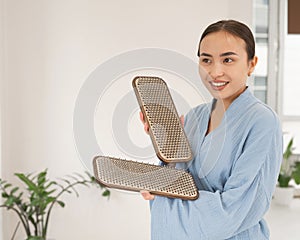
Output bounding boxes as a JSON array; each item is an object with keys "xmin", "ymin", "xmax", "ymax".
[{"xmin": 209, "ymin": 62, "xmax": 224, "ymax": 79}]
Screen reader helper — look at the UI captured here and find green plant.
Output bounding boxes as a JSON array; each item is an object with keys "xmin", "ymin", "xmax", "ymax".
[
  {"xmin": 0, "ymin": 169, "xmax": 110, "ymax": 240},
  {"xmin": 278, "ymin": 138, "xmax": 300, "ymax": 187}
]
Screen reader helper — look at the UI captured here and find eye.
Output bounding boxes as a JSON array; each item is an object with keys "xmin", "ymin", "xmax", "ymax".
[
  {"xmin": 223, "ymin": 58, "xmax": 233, "ymax": 63},
  {"xmin": 200, "ymin": 58, "xmax": 212, "ymax": 64}
]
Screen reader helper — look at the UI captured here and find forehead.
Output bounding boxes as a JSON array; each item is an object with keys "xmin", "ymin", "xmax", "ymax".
[{"xmin": 199, "ymin": 31, "xmax": 246, "ymax": 55}]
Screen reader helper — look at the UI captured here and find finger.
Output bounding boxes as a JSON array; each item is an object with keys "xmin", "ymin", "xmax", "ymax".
[
  {"xmin": 144, "ymin": 123, "xmax": 149, "ymax": 133},
  {"xmin": 140, "ymin": 190, "xmax": 155, "ymax": 200},
  {"xmin": 140, "ymin": 111, "xmax": 150, "ymax": 134},
  {"xmin": 180, "ymin": 115, "xmax": 184, "ymax": 126},
  {"xmin": 139, "ymin": 111, "xmax": 145, "ymax": 122}
]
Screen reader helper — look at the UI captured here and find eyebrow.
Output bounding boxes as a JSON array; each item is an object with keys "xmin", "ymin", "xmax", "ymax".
[{"xmin": 199, "ymin": 52, "xmax": 238, "ymax": 57}]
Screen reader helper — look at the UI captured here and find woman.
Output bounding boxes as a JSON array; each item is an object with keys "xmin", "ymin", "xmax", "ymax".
[{"xmin": 140, "ymin": 20, "xmax": 283, "ymax": 239}]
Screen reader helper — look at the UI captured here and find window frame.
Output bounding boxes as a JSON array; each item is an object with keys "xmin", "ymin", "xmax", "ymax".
[
  {"xmin": 266, "ymin": 0, "xmax": 279, "ymax": 112},
  {"xmin": 276, "ymin": 0, "xmax": 300, "ymax": 120}
]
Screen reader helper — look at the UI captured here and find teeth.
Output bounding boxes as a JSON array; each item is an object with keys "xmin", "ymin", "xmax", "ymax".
[{"xmin": 211, "ymin": 82, "xmax": 227, "ymax": 87}]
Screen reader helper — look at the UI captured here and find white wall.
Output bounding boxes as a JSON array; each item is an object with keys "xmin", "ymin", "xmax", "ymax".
[{"xmin": 1, "ymin": 0, "xmax": 254, "ymax": 239}]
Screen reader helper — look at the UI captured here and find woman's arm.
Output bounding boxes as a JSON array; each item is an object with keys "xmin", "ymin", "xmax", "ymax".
[{"xmin": 150, "ymin": 110, "xmax": 283, "ymax": 239}]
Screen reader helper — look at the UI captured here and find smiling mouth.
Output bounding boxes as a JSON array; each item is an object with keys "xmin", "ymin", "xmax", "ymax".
[{"xmin": 210, "ymin": 81, "xmax": 229, "ymax": 87}]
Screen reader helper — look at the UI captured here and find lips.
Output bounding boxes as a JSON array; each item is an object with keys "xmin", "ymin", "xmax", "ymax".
[{"xmin": 209, "ymin": 81, "xmax": 229, "ymax": 91}]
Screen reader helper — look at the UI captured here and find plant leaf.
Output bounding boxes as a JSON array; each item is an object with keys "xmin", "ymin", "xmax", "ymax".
[
  {"xmin": 45, "ymin": 181, "xmax": 56, "ymax": 190},
  {"xmin": 4, "ymin": 196, "xmax": 17, "ymax": 207},
  {"xmin": 38, "ymin": 174, "xmax": 47, "ymax": 186},
  {"xmin": 15, "ymin": 173, "xmax": 38, "ymax": 192},
  {"xmin": 2, "ymin": 192, "xmax": 9, "ymax": 198},
  {"xmin": 27, "ymin": 236, "xmax": 44, "ymax": 240},
  {"xmin": 3, "ymin": 183, "xmax": 12, "ymax": 189},
  {"xmin": 283, "ymin": 138, "xmax": 294, "ymax": 160},
  {"xmin": 292, "ymin": 162, "xmax": 300, "ymax": 184},
  {"xmin": 56, "ymin": 200, "xmax": 65, "ymax": 208},
  {"xmin": 278, "ymin": 174, "xmax": 291, "ymax": 187},
  {"xmin": 102, "ymin": 189, "xmax": 110, "ymax": 197},
  {"xmin": 10, "ymin": 187, "xmax": 19, "ymax": 195}
]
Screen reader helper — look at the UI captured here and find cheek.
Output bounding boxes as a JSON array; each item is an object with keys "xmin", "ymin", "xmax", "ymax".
[
  {"xmin": 232, "ymin": 64, "xmax": 249, "ymax": 80},
  {"xmin": 198, "ymin": 66, "xmax": 209, "ymax": 80}
]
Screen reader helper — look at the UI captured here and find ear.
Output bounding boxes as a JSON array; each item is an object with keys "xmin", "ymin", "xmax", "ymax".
[{"xmin": 247, "ymin": 56, "xmax": 258, "ymax": 76}]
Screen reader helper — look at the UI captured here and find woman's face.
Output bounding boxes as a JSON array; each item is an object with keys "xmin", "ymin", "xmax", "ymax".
[{"xmin": 198, "ymin": 31, "xmax": 257, "ymax": 107}]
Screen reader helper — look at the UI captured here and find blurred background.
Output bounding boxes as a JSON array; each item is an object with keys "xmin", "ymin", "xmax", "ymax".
[{"xmin": 1, "ymin": 0, "xmax": 299, "ymax": 239}]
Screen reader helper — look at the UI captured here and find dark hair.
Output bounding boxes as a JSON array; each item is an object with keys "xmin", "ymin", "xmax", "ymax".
[{"xmin": 197, "ymin": 20, "xmax": 255, "ymax": 61}]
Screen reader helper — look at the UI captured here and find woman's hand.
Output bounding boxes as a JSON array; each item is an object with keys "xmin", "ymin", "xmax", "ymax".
[
  {"xmin": 139, "ymin": 112, "xmax": 185, "ymax": 201},
  {"xmin": 139, "ymin": 111, "xmax": 149, "ymax": 134},
  {"xmin": 140, "ymin": 190, "xmax": 155, "ymax": 200}
]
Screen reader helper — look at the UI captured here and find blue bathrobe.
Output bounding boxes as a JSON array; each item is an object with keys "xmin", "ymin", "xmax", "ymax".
[{"xmin": 150, "ymin": 88, "xmax": 283, "ymax": 240}]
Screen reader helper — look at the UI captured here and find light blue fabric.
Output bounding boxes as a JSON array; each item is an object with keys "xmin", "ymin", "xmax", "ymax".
[{"xmin": 150, "ymin": 88, "xmax": 283, "ymax": 240}]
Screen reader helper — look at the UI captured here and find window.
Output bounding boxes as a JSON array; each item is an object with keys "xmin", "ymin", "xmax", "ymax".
[
  {"xmin": 253, "ymin": 0, "xmax": 269, "ymax": 104},
  {"xmin": 276, "ymin": 0, "xmax": 300, "ymax": 152},
  {"xmin": 279, "ymin": 0, "xmax": 300, "ymax": 117}
]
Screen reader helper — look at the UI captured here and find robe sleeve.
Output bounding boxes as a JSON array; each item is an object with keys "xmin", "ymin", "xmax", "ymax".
[{"xmin": 150, "ymin": 109, "xmax": 283, "ymax": 239}]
